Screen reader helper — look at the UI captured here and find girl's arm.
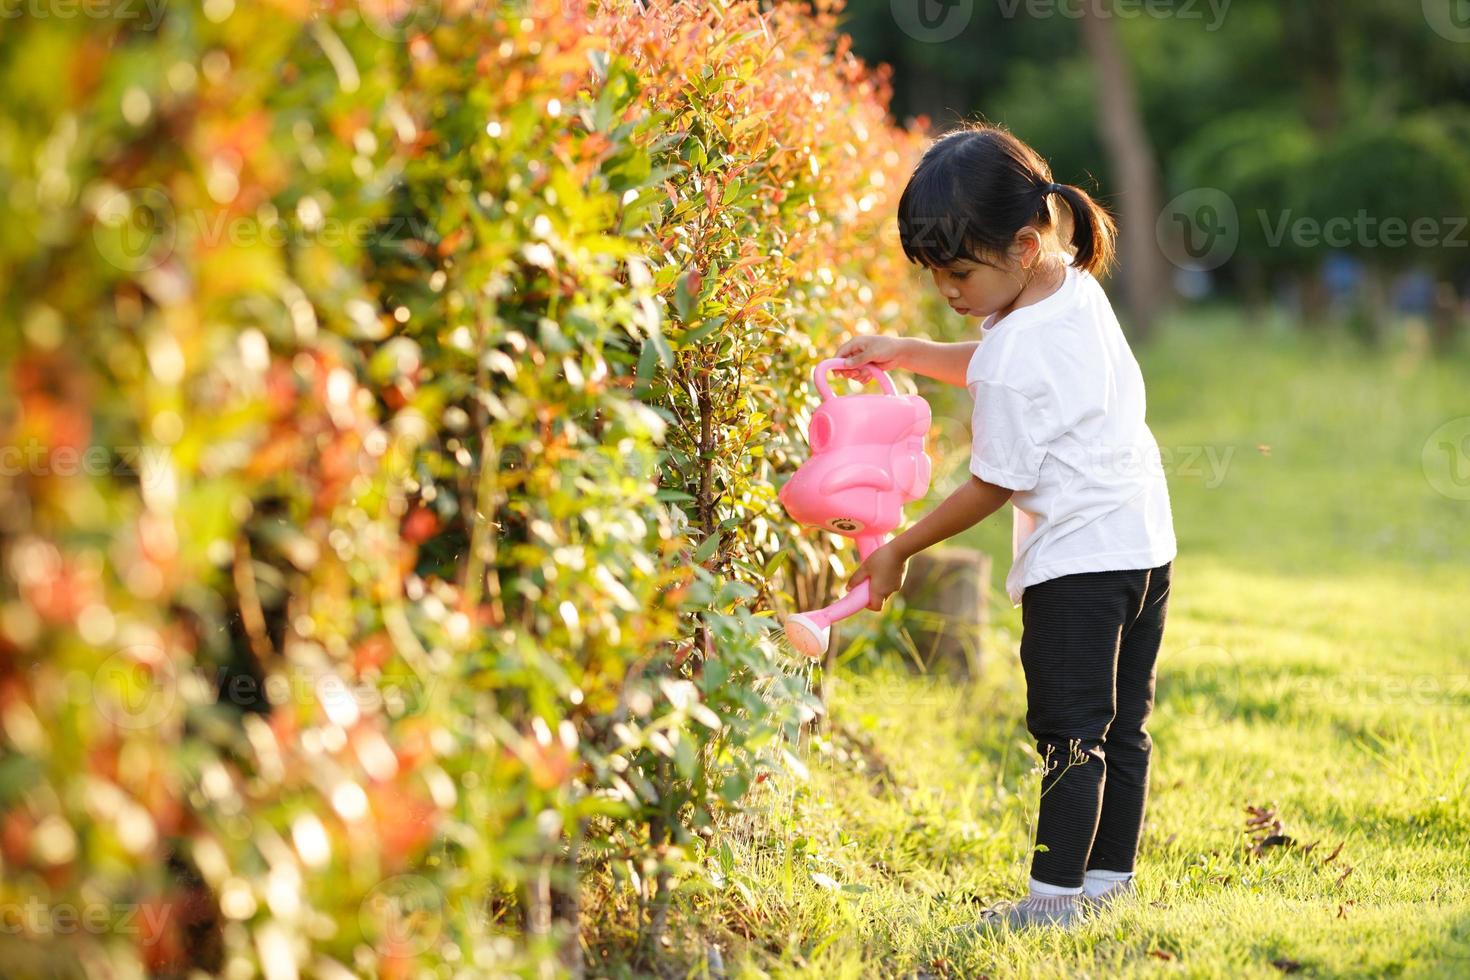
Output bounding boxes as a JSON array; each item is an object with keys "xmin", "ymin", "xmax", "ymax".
[
  {"xmin": 846, "ymin": 474, "xmax": 1012, "ymax": 605},
  {"xmin": 899, "ymin": 338, "xmax": 979, "ymax": 387},
  {"xmin": 889, "ymin": 474, "xmax": 1012, "ymax": 561}
]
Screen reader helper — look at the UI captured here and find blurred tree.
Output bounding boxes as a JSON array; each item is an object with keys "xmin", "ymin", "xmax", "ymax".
[
  {"xmin": 833, "ymin": 0, "xmax": 1079, "ymax": 127},
  {"xmin": 1172, "ymin": 111, "xmax": 1319, "ymax": 320},
  {"xmin": 1301, "ymin": 114, "xmax": 1470, "ymax": 345},
  {"xmin": 1429, "ymin": 107, "xmax": 1470, "ymax": 351},
  {"xmin": 1282, "ymin": 0, "xmax": 1345, "ymax": 134},
  {"xmin": 1077, "ymin": 2, "xmax": 1169, "ymax": 339},
  {"xmin": 836, "ymin": 0, "xmax": 1470, "ymax": 349}
]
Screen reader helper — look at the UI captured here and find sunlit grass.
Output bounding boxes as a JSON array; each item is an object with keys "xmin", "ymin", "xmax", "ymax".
[{"xmin": 602, "ymin": 310, "xmax": 1470, "ymax": 977}]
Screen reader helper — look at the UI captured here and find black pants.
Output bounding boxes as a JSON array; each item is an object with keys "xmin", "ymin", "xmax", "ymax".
[{"xmin": 1018, "ymin": 561, "xmax": 1172, "ymax": 889}]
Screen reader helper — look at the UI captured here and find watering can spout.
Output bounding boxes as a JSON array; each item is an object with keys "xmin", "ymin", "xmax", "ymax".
[{"xmin": 779, "ymin": 533, "xmax": 890, "ymax": 658}]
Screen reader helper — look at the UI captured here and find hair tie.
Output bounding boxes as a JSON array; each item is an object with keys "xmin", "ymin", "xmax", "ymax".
[{"xmin": 1043, "ymin": 182, "xmax": 1063, "ymax": 195}]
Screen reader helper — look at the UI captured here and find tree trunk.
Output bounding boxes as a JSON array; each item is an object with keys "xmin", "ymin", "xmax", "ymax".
[
  {"xmin": 1285, "ymin": 0, "xmax": 1343, "ymax": 136},
  {"xmin": 1297, "ymin": 270, "xmax": 1331, "ymax": 329},
  {"xmin": 1352, "ymin": 264, "xmax": 1388, "ymax": 347},
  {"xmin": 1239, "ymin": 258, "xmax": 1269, "ymax": 327},
  {"xmin": 897, "ymin": 546, "xmax": 988, "ymax": 680},
  {"xmin": 1078, "ymin": 4, "xmax": 1171, "ymax": 341},
  {"xmin": 1431, "ymin": 280, "xmax": 1463, "ymax": 356}
]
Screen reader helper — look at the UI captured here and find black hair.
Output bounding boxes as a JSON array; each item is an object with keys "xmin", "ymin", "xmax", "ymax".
[{"xmin": 897, "ymin": 123, "xmax": 1117, "ymax": 278}]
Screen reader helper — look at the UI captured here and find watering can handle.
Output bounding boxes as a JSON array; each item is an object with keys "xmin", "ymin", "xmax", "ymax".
[{"xmin": 814, "ymin": 358, "xmax": 897, "ymax": 401}]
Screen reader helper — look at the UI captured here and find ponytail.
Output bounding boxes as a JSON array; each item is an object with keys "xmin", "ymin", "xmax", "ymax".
[{"xmin": 1047, "ymin": 182, "xmax": 1117, "ymax": 279}]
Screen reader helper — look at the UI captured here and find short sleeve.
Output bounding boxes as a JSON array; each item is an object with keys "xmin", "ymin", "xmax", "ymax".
[{"xmin": 969, "ymin": 381, "xmax": 1052, "ymax": 492}]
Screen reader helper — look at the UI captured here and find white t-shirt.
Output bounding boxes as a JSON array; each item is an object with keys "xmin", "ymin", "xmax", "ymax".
[{"xmin": 967, "ymin": 261, "xmax": 1177, "ymax": 607}]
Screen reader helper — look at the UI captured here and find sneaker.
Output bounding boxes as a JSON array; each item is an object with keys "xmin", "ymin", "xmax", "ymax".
[
  {"xmin": 1077, "ymin": 877, "xmax": 1137, "ymax": 915},
  {"xmin": 951, "ymin": 892, "xmax": 1084, "ymax": 935}
]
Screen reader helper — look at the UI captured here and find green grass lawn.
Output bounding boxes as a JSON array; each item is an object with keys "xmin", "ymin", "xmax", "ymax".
[{"xmin": 657, "ymin": 310, "xmax": 1470, "ymax": 977}]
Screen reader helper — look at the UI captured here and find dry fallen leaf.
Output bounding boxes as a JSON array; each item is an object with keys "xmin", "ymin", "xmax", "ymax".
[
  {"xmin": 1252, "ymin": 833, "xmax": 1296, "ymax": 856},
  {"xmin": 1245, "ymin": 803, "xmax": 1294, "ymax": 856},
  {"xmin": 1245, "ymin": 803, "xmax": 1282, "ymax": 834}
]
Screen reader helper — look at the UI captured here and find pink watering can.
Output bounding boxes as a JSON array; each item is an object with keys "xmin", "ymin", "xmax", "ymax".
[{"xmin": 776, "ymin": 358, "xmax": 933, "ymax": 659}]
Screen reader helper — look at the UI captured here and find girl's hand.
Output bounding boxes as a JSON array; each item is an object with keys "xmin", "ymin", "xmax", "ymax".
[
  {"xmin": 833, "ymin": 335, "xmax": 907, "ymax": 380},
  {"xmin": 845, "ymin": 543, "xmax": 908, "ymax": 612}
]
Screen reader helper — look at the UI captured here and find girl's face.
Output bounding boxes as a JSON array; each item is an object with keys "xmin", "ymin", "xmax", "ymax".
[
  {"xmin": 927, "ymin": 256, "xmax": 1023, "ymax": 318},
  {"xmin": 927, "ymin": 232, "xmax": 1041, "ymax": 318}
]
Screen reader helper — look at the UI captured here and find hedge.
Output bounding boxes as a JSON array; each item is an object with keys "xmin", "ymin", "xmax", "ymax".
[{"xmin": 0, "ymin": 0, "xmax": 930, "ymax": 974}]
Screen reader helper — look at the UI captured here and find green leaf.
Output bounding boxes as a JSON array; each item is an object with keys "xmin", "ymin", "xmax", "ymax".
[
  {"xmin": 693, "ymin": 531, "xmax": 721, "ymax": 564},
  {"xmin": 649, "ymin": 329, "xmax": 674, "ymax": 369},
  {"xmin": 729, "ymin": 558, "xmax": 761, "ymax": 578},
  {"xmin": 720, "ymin": 773, "xmax": 748, "ymax": 804},
  {"xmin": 674, "ymin": 275, "xmax": 694, "ymax": 322},
  {"xmin": 716, "ymin": 580, "xmax": 758, "ymax": 606},
  {"xmin": 719, "ymin": 839, "xmax": 736, "ymax": 876},
  {"xmin": 702, "ymin": 658, "xmax": 729, "ymax": 690},
  {"xmin": 679, "ymin": 316, "xmax": 724, "ymax": 347},
  {"xmin": 636, "ymin": 335, "xmax": 659, "ymax": 384},
  {"xmin": 680, "ymin": 135, "xmax": 707, "ymax": 168},
  {"xmin": 674, "ymin": 734, "xmax": 697, "ymax": 781}
]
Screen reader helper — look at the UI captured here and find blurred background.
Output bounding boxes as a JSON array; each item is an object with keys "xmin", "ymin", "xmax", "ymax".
[{"xmin": 836, "ymin": 0, "xmax": 1470, "ymax": 348}]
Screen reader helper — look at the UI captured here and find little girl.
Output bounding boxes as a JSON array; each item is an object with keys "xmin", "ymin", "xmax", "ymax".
[{"xmin": 838, "ymin": 123, "xmax": 1176, "ymax": 932}]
